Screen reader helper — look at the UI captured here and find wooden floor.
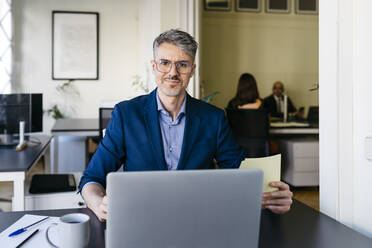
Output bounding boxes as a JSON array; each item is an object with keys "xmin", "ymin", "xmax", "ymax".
[{"xmin": 292, "ymin": 187, "xmax": 319, "ymax": 211}]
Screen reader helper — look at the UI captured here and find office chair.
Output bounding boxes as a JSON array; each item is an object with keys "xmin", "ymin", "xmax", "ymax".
[
  {"xmin": 98, "ymin": 107, "xmax": 127, "ymax": 171},
  {"xmin": 307, "ymin": 106, "xmax": 319, "ymax": 126},
  {"xmin": 99, "ymin": 107, "xmax": 114, "ymax": 141},
  {"xmin": 226, "ymin": 108, "xmax": 270, "ymax": 158}
]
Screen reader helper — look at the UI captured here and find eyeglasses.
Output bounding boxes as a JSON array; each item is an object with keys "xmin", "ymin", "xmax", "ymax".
[{"xmin": 154, "ymin": 59, "xmax": 193, "ymax": 74}]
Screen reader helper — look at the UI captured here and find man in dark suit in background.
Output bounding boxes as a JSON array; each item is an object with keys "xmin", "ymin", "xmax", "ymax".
[{"xmin": 263, "ymin": 81, "xmax": 298, "ymax": 118}]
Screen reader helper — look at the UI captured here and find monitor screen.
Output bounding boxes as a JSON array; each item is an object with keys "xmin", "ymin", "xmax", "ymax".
[
  {"xmin": 0, "ymin": 93, "xmax": 43, "ymax": 134},
  {"xmin": 99, "ymin": 107, "xmax": 113, "ymax": 140}
]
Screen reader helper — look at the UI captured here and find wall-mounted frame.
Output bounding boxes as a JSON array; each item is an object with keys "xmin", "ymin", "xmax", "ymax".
[
  {"xmin": 295, "ymin": 0, "xmax": 318, "ymax": 15},
  {"xmin": 266, "ymin": 0, "xmax": 290, "ymax": 13},
  {"xmin": 204, "ymin": 0, "xmax": 231, "ymax": 11},
  {"xmin": 236, "ymin": 0, "xmax": 260, "ymax": 12},
  {"xmin": 52, "ymin": 11, "xmax": 99, "ymax": 80}
]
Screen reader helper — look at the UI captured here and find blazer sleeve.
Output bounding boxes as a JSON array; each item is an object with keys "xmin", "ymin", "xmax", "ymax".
[
  {"xmin": 214, "ymin": 111, "xmax": 245, "ymax": 169},
  {"xmin": 79, "ymin": 105, "xmax": 126, "ymax": 191}
]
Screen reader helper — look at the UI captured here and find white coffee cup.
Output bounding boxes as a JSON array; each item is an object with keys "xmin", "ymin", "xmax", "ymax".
[{"xmin": 46, "ymin": 213, "xmax": 90, "ymax": 248}]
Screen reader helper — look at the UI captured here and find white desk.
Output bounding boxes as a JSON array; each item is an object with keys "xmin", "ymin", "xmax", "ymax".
[
  {"xmin": 51, "ymin": 119, "xmax": 99, "ymax": 173},
  {"xmin": 23, "ymin": 172, "xmax": 85, "ymax": 210},
  {"xmin": 270, "ymin": 126, "xmax": 319, "ymax": 186},
  {"xmin": 0, "ymin": 135, "xmax": 51, "ymax": 211},
  {"xmin": 278, "ymin": 137, "xmax": 319, "ymax": 186}
]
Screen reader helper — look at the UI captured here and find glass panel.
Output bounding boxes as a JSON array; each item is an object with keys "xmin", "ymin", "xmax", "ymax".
[
  {"xmin": 239, "ymin": 0, "xmax": 258, "ymax": 9},
  {"xmin": 206, "ymin": 0, "xmax": 229, "ymax": 8},
  {"xmin": 299, "ymin": 0, "xmax": 316, "ymax": 11},
  {"xmin": 269, "ymin": 0, "xmax": 287, "ymax": 10}
]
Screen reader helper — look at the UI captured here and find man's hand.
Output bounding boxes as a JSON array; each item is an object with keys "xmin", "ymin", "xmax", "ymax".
[
  {"xmin": 95, "ymin": 196, "xmax": 108, "ymax": 222},
  {"xmin": 81, "ymin": 184, "xmax": 108, "ymax": 222},
  {"xmin": 262, "ymin": 181, "xmax": 293, "ymax": 214}
]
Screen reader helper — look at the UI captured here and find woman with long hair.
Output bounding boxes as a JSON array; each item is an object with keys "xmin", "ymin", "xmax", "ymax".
[{"xmin": 227, "ymin": 73, "xmax": 262, "ymax": 109}]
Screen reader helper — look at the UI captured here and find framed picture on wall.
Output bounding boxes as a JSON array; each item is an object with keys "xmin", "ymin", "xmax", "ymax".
[
  {"xmin": 236, "ymin": 0, "xmax": 260, "ymax": 12},
  {"xmin": 204, "ymin": 0, "xmax": 231, "ymax": 11},
  {"xmin": 296, "ymin": 0, "xmax": 318, "ymax": 14},
  {"xmin": 52, "ymin": 11, "xmax": 99, "ymax": 80},
  {"xmin": 266, "ymin": 0, "xmax": 290, "ymax": 13}
]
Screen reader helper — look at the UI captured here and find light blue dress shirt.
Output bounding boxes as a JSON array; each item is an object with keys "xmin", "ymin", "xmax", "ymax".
[{"xmin": 156, "ymin": 92, "xmax": 186, "ymax": 170}]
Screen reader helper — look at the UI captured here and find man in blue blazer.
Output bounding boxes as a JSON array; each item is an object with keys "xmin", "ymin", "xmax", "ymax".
[{"xmin": 80, "ymin": 29, "xmax": 293, "ymax": 221}]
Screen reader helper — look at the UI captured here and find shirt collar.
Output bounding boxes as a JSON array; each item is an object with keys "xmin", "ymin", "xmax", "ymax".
[
  {"xmin": 273, "ymin": 94, "xmax": 282, "ymax": 101},
  {"xmin": 156, "ymin": 89, "xmax": 186, "ymax": 118}
]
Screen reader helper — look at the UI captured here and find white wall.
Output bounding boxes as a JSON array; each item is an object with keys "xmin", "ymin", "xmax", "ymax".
[
  {"xmin": 12, "ymin": 0, "xmax": 140, "ymax": 133},
  {"xmin": 12, "ymin": 0, "xmax": 199, "ymax": 133},
  {"xmin": 137, "ymin": 0, "xmax": 200, "ymax": 97},
  {"xmin": 201, "ymin": 4, "xmax": 318, "ymax": 111},
  {"xmin": 353, "ymin": 0, "xmax": 372, "ymax": 236},
  {"xmin": 137, "ymin": 0, "xmax": 161, "ymax": 93},
  {"xmin": 320, "ymin": 0, "xmax": 372, "ymax": 238}
]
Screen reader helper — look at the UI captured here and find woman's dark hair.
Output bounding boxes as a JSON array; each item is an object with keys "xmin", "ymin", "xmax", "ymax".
[{"xmin": 229, "ymin": 73, "xmax": 260, "ymax": 108}]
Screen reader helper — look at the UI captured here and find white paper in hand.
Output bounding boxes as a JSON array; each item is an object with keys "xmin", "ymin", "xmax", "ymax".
[{"xmin": 240, "ymin": 154, "xmax": 281, "ymax": 192}]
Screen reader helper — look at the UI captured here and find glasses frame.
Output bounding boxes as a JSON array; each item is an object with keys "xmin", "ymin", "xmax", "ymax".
[{"xmin": 153, "ymin": 59, "xmax": 194, "ymax": 75}]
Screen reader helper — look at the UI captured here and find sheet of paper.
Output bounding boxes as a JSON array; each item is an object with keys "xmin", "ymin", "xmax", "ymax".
[
  {"xmin": 0, "ymin": 214, "xmax": 60, "ymax": 248},
  {"xmin": 240, "ymin": 154, "xmax": 281, "ymax": 192}
]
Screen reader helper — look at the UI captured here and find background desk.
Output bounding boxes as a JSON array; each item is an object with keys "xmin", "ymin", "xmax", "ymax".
[
  {"xmin": 270, "ymin": 127, "xmax": 319, "ymax": 135},
  {"xmin": 0, "ymin": 135, "xmax": 51, "ymax": 211},
  {"xmin": 270, "ymin": 126, "xmax": 319, "ymax": 186},
  {"xmin": 1, "ymin": 200, "xmax": 371, "ymax": 247},
  {"xmin": 51, "ymin": 118, "xmax": 99, "ymax": 173}
]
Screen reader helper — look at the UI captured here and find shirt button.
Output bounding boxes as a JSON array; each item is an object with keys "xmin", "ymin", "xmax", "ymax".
[
  {"xmin": 169, "ymin": 125, "xmax": 172, "ymax": 128},
  {"xmin": 169, "ymin": 147, "xmax": 173, "ymax": 152}
]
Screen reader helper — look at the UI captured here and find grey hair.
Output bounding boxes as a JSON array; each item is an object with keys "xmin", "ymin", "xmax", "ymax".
[{"xmin": 153, "ymin": 29, "xmax": 198, "ymax": 61}]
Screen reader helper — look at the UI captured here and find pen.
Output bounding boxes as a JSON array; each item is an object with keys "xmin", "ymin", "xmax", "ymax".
[
  {"xmin": 8, "ymin": 216, "xmax": 49, "ymax": 237},
  {"xmin": 15, "ymin": 229, "xmax": 39, "ymax": 248}
]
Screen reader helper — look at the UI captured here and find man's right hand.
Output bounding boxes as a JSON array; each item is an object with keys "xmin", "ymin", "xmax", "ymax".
[
  {"xmin": 81, "ymin": 183, "xmax": 108, "ymax": 222},
  {"xmin": 95, "ymin": 196, "xmax": 108, "ymax": 221}
]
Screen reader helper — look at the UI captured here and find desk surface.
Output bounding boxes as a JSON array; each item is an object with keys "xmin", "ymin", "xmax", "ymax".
[
  {"xmin": 1, "ymin": 200, "xmax": 371, "ymax": 248},
  {"xmin": 259, "ymin": 201, "xmax": 372, "ymax": 247},
  {"xmin": 52, "ymin": 118, "xmax": 99, "ymax": 133},
  {"xmin": 270, "ymin": 127, "xmax": 319, "ymax": 135},
  {"xmin": 51, "ymin": 118, "xmax": 319, "ymax": 135},
  {"xmin": 0, "ymin": 135, "xmax": 52, "ymax": 172}
]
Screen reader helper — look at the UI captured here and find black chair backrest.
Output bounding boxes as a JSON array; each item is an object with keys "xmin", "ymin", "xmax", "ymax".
[
  {"xmin": 99, "ymin": 107, "xmax": 114, "ymax": 140},
  {"xmin": 307, "ymin": 106, "xmax": 319, "ymax": 124},
  {"xmin": 225, "ymin": 108, "xmax": 270, "ymax": 158},
  {"xmin": 225, "ymin": 108, "xmax": 269, "ymax": 139}
]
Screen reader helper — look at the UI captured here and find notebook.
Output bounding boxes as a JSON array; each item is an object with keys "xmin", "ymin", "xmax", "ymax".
[{"xmin": 0, "ymin": 214, "xmax": 60, "ymax": 248}]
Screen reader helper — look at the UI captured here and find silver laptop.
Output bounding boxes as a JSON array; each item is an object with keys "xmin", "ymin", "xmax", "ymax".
[{"xmin": 106, "ymin": 169, "xmax": 263, "ymax": 248}]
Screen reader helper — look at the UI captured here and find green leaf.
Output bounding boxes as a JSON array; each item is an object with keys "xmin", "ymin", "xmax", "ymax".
[
  {"xmin": 46, "ymin": 105, "xmax": 65, "ymax": 120},
  {"xmin": 202, "ymin": 91, "xmax": 220, "ymax": 103}
]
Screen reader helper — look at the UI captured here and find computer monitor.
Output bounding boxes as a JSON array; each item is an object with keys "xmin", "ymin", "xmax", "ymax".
[
  {"xmin": 307, "ymin": 106, "xmax": 319, "ymax": 125},
  {"xmin": 0, "ymin": 93, "xmax": 43, "ymax": 145},
  {"xmin": 99, "ymin": 107, "xmax": 113, "ymax": 140}
]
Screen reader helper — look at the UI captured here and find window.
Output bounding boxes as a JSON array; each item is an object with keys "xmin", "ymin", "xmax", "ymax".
[{"xmin": 0, "ymin": 0, "xmax": 12, "ymax": 93}]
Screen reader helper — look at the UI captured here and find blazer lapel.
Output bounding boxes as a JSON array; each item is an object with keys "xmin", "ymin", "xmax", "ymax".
[
  {"xmin": 177, "ymin": 95, "xmax": 201, "ymax": 170},
  {"xmin": 143, "ymin": 90, "xmax": 167, "ymax": 170}
]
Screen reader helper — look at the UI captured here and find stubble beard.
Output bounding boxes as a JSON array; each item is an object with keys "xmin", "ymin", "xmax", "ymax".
[
  {"xmin": 158, "ymin": 78, "xmax": 187, "ymax": 97},
  {"xmin": 159, "ymin": 86, "xmax": 184, "ymax": 97}
]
